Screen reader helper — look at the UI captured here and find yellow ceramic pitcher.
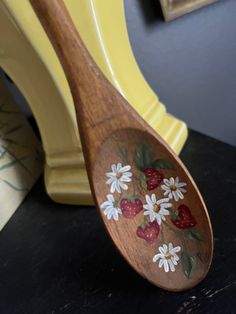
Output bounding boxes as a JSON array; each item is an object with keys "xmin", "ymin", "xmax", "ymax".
[{"xmin": 0, "ymin": 0, "xmax": 187, "ymax": 205}]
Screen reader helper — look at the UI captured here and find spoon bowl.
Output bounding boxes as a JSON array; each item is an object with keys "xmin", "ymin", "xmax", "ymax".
[{"xmin": 94, "ymin": 128, "xmax": 212, "ymax": 291}]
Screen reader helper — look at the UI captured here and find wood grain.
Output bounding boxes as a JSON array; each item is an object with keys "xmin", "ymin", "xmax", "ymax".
[{"xmin": 30, "ymin": 0, "xmax": 213, "ymax": 291}]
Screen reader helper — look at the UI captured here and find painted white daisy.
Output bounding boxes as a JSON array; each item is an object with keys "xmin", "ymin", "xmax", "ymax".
[
  {"xmin": 106, "ymin": 163, "xmax": 132, "ymax": 193},
  {"xmin": 143, "ymin": 194, "xmax": 172, "ymax": 225},
  {"xmin": 153, "ymin": 242, "xmax": 181, "ymax": 272},
  {"xmin": 100, "ymin": 194, "xmax": 122, "ymax": 221},
  {"xmin": 161, "ymin": 177, "xmax": 187, "ymax": 202}
]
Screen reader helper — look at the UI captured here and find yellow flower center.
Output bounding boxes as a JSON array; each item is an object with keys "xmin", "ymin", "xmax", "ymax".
[
  {"xmin": 116, "ymin": 172, "xmax": 122, "ymax": 179},
  {"xmin": 164, "ymin": 252, "xmax": 172, "ymax": 259},
  {"xmin": 153, "ymin": 204, "xmax": 160, "ymax": 213},
  {"xmin": 170, "ymin": 185, "xmax": 177, "ymax": 191}
]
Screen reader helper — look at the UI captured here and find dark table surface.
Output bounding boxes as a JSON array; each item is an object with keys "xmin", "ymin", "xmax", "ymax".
[{"xmin": 0, "ymin": 130, "xmax": 236, "ymax": 314}]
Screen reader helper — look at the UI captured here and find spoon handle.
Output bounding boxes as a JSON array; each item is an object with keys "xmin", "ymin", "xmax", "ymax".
[{"xmin": 30, "ymin": 0, "xmax": 142, "ymax": 163}]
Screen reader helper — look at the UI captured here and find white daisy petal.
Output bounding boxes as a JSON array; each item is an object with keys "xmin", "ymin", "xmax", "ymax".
[
  {"xmin": 153, "ymin": 254, "xmax": 161, "ymax": 262},
  {"xmin": 113, "ymin": 211, "xmax": 119, "ymax": 221},
  {"xmin": 174, "ymin": 255, "xmax": 180, "ymax": 262},
  {"xmin": 160, "ymin": 208, "xmax": 170, "ymax": 216},
  {"xmin": 101, "ymin": 201, "xmax": 111, "ymax": 208},
  {"xmin": 161, "ymin": 203, "xmax": 172, "ymax": 209},
  {"xmin": 178, "ymin": 182, "xmax": 187, "ymax": 188},
  {"xmin": 107, "ymin": 194, "xmax": 114, "ymax": 202},
  {"xmin": 172, "ymin": 246, "xmax": 181, "ymax": 253},
  {"xmin": 117, "ymin": 163, "xmax": 122, "ymax": 171},
  {"xmin": 106, "ymin": 172, "xmax": 116, "ymax": 178},
  {"xmin": 120, "ymin": 165, "xmax": 131, "ymax": 172},
  {"xmin": 104, "ymin": 206, "xmax": 113, "ymax": 215},
  {"xmin": 170, "ymin": 177, "xmax": 175, "ymax": 185},
  {"xmin": 168, "ymin": 259, "xmax": 175, "ymax": 272},
  {"xmin": 159, "ymin": 258, "xmax": 165, "ymax": 268},
  {"xmin": 157, "ymin": 198, "xmax": 169, "ymax": 204},
  {"xmin": 163, "ymin": 178, "xmax": 171, "ymax": 186},
  {"xmin": 106, "ymin": 178, "xmax": 113, "ymax": 185},
  {"xmin": 168, "ymin": 192, "xmax": 173, "ymax": 199},
  {"xmin": 147, "ymin": 197, "xmax": 154, "ymax": 210},
  {"xmin": 179, "ymin": 187, "xmax": 187, "ymax": 193},
  {"xmin": 171, "ymin": 256, "xmax": 178, "ymax": 265},
  {"xmin": 163, "ymin": 260, "xmax": 169, "ymax": 272},
  {"xmin": 173, "ymin": 191, "xmax": 179, "ymax": 202},
  {"xmin": 120, "ymin": 176, "xmax": 132, "ymax": 183},
  {"xmin": 109, "ymin": 211, "xmax": 115, "ymax": 220},
  {"xmin": 155, "ymin": 253, "xmax": 163, "ymax": 261},
  {"xmin": 151, "ymin": 193, "xmax": 156, "ymax": 203},
  {"xmin": 159, "ymin": 246, "xmax": 165, "ymax": 255},
  {"xmin": 149, "ymin": 211, "xmax": 155, "ymax": 222},
  {"xmin": 145, "ymin": 194, "xmax": 151, "ymax": 204},
  {"xmin": 110, "ymin": 181, "xmax": 116, "ymax": 193},
  {"xmin": 163, "ymin": 244, "xmax": 168, "ymax": 253},
  {"xmin": 111, "ymin": 164, "xmax": 117, "ymax": 173},
  {"xmin": 177, "ymin": 190, "xmax": 184, "ymax": 199},
  {"xmin": 157, "ymin": 215, "xmax": 162, "ymax": 225},
  {"xmin": 115, "ymin": 181, "xmax": 121, "ymax": 193},
  {"xmin": 163, "ymin": 190, "xmax": 169, "ymax": 196},
  {"xmin": 161, "ymin": 185, "xmax": 169, "ymax": 191},
  {"xmin": 124, "ymin": 171, "xmax": 132, "ymax": 177},
  {"xmin": 118, "ymin": 181, "xmax": 128, "ymax": 190},
  {"xmin": 161, "ymin": 215, "xmax": 166, "ymax": 221}
]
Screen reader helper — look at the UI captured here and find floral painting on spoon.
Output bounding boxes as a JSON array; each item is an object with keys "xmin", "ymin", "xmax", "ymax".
[{"xmin": 95, "ymin": 129, "xmax": 212, "ymax": 290}]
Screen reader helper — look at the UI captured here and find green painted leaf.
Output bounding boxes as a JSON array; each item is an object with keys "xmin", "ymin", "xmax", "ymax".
[
  {"xmin": 181, "ymin": 252, "xmax": 196, "ymax": 279},
  {"xmin": 117, "ymin": 145, "xmax": 128, "ymax": 164},
  {"xmin": 139, "ymin": 172, "xmax": 147, "ymax": 190},
  {"xmin": 125, "ymin": 194, "xmax": 140, "ymax": 202},
  {"xmin": 140, "ymin": 216, "xmax": 148, "ymax": 229},
  {"xmin": 152, "ymin": 159, "xmax": 175, "ymax": 170},
  {"xmin": 185, "ymin": 228, "xmax": 204, "ymax": 242},
  {"xmin": 169, "ymin": 208, "xmax": 179, "ymax": 220},
  {"xmin": 134, "ymin": 143, "xmax": 153, "ymax": 171}
]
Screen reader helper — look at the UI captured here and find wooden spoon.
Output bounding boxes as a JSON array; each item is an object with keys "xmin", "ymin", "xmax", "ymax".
[{"xmin": 30, "ymin": 0, "xmax": 213, "ymax": 291}]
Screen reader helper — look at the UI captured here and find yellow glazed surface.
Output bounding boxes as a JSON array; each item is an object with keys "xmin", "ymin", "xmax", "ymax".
[{"xmin": 0, "ymin": 0, "xmax": 188, "ymax": 205}]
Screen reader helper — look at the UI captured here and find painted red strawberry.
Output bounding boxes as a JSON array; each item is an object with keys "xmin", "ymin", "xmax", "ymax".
[
  {"xmin": 136, "ymin": 221, "xmax": 160, "ymax": 244},
  {"xmin": 143, "ymin": 168, "xmax": 164, "ymax": 190},
  {"xmin": 171, "ymin": 204, "xmax": 197, "ymax": 229},
  {"xmin": 120, "ymin": 198, "xmax": 143, "ymax": 219}
]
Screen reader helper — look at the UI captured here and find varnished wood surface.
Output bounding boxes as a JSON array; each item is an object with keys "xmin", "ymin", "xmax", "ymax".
[{"xmin": 30, "ymin": 0, "xmax": 213, "ymax": 291}]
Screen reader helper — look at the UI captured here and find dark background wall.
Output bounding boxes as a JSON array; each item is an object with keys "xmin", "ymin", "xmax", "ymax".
[{"xmin": 124, "ymin": 0, "xmax": 236, "ymax": 147}]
